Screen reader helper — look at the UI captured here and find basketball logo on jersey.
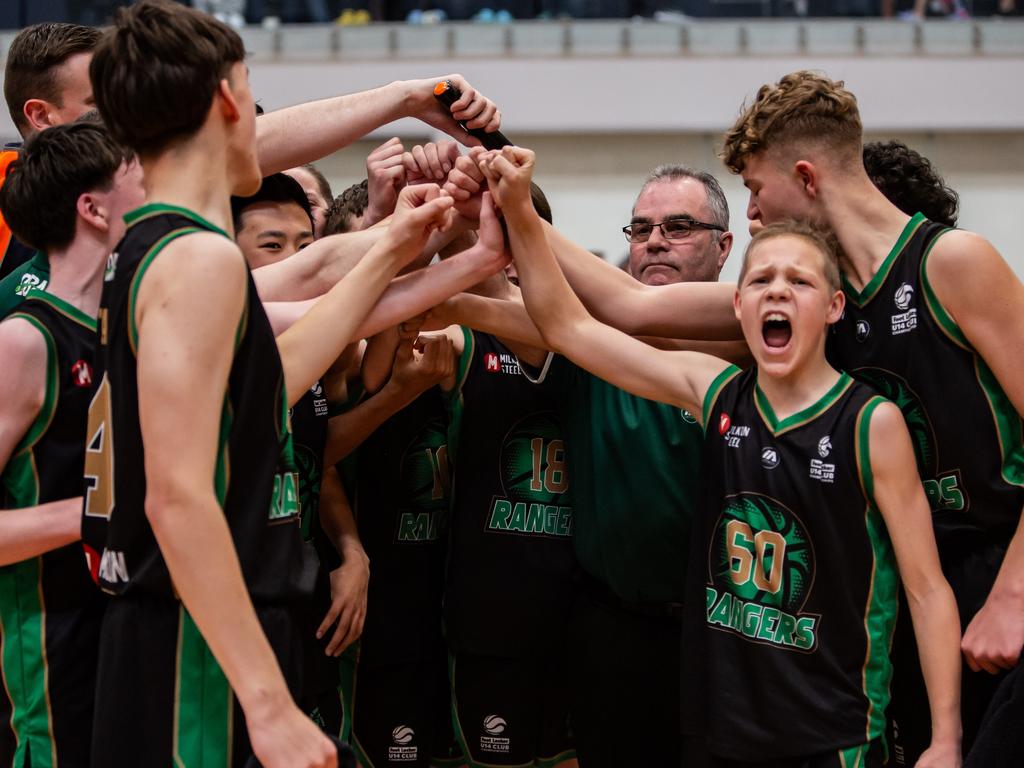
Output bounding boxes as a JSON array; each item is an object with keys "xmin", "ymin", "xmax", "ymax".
[
  {"xmin": 761, "ymin": 447, "xmax": 780, "ymax": 469},
  {"xmin": 396, "ymin": 416, "xmax": 450, "ymax": 542},
  {"xmin": 486, "ymin": 412, "xmax": 573, "ymax": 538},
  {"xmin": 485, "ymin": 352, "xmax": 500, "ymax": 372},
  {"xmin": 706, "ymin": 493, "xmax": 818, "ymax": 651},
  {"xmin": 480, "ymin": 715, "xmax": 510, "ymax": 755},
  {"xmin": 71, "ymin": 359, "xmax": 93, "ymax": 387},
  {"xmin": 104, "ymin": 251, "xmax": 119, "ymax": 282},
  {"xmin": 855, "ymin": 319, "xmax": 871, "ymax": 343},
  {"xmin": 852, "ymin": 367, "xmax": 966, "ymax": 512},
  {"xmin": 891, "ymin": 283, "xmax": 917, "ymax": 335},
  {"xmin": 389, "ymin": 725, "xmax": 417, "ymax": 762}
]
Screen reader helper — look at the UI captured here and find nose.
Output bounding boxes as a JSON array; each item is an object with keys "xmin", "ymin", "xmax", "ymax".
[
  {"xmin": 746, "ymin": 195, "xmax": 760, "ymax": 225},
  {"xmin": 646, "ymin": 223, "xmax": 669, "ymax": 250}
]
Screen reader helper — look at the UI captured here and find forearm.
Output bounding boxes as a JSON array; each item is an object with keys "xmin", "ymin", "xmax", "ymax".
[
  {"xmin": 449, "ymin": 294, "xmax": 547, "ymax": 349},
  {"xmin": 0, "ymin": 497, "xmax": 81, "ymax": 565},
  {"xmin": 320, "ymin": 471, "xmax": 364, "ymax": 561},
  {"xmin": 324, "ymin": 381, "xmax": 415, "ymax": 464},
  {"xmin": 277, "ymin": 247, "xmax": 401, "ymax": 405},
  {"xmin": 354, "ymin": 246, "xmax": 502, "ymax": 340},
  {"xmin": 906, "ymin": 580, "xmax": 963, "ymax": 746},
  {"xmin": 252, "ymin": 228, "xmax": 383, "ymax": 302},
  {"xmin": 506, "ymin": 203, "xmax": 592, "ymax": 352},
  {"xmin": 983, "ymin": 508, "xmax": 1024, "ymax": 606},
  {"xmin": 264, "ymin": 298, "xmax": 317, "ymax": 336},
  {"xmin": 256, "ymin": 82, "xmax": 407, "ymax": 175},
  {"xmin": 149, "ymin": 494, "xmax": 290, "ymax": 713}
]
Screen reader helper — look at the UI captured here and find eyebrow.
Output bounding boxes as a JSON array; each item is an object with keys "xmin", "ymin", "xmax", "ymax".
[
  {"xmin": 629, "ymin": 214, "xmax": 694, "ymax": 224},
  {"xmin": 256, "ymin": 230, "xmax": 287, "ymax": 240}
]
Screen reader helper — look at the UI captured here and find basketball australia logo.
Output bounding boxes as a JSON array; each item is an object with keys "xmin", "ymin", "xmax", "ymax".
[
  {"xmin": 388, "ymin": 725, "xmax": 417, "ymax": 762},
  {"xmin": 481, "ymin": 715, "xmax": 510, "ymax": 754},
  {"xmin": 706, "ymin": 493, "xmax": 818, "ymax": 651},
  {"xmin": 891, "ymin": 282, "xmax": 917, "ymax": 335}
]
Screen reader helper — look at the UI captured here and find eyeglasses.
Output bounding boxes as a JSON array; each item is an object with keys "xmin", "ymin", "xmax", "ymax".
[{"xmin": 622, "ymin": 217, "xmax": 725, "ymax": 244}]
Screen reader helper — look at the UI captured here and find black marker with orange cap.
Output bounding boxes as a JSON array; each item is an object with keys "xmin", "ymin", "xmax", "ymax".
[{"xmin": 434, "ymin": 80, "xmax": 512, "ymax": 151}]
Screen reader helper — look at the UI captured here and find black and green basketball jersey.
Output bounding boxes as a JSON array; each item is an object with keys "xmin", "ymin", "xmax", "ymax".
[
  {"xmin": 291, "ymin": 380, "xmax": 329, "ymax": 542},
  {"xmin": 690, "ymin": 366, "xmax": 897, "ymax": 760},
  {"xmin": 561, "ymin": 366, "xmax": 702, "ymax": 603},
  {"xmin": 0, "ymin": 251, "xmax": 49, "ymax": 320},
  {"xmin": 354, "ymin": 388, "xmax": 450, "ymax": 666},
  {"xmin": 82, "ymin": 203, "xmax": 311, "ymax": 603},
  {"xmin": 444, "ymin": 328, "xmax": 577, "ymax": 658},
  {"xmin": 0, "ymin": 292, "xmax": 104, "ymax": 768},
  {"xmin": 828, "ymin": 213, "xmax": 1024, "ymax": 553}
]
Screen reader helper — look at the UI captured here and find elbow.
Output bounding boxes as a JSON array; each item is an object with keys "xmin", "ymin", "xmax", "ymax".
[{"xmin": 144, "ymin": 484, "xmax": 212, "ymax": 533}]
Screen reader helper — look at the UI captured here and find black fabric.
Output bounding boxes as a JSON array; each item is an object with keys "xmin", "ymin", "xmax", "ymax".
[
  {"xmin": 0, "ymin": 294, "xmax": 105, "ymax": 768},
  {"xmin": 568, "ymin": 586, "xmax": 682, "ymax": 768},
  {"xmin": 684, "ymin": 368, "xmax": 892, "ymax": 761},
  {"xmin": 444, "ymin": 330, "xmax": 577, "ymax": 657},
  {"xmin": 354, "ymin": 389, "xmax": 450, "ymax": 666},
  {"xmin": 245, "ymin": 735, "xmax": 356, "ymax": 768},
  {"xmin": 87, "ymin": 205, "xmax": 312, "ymax": 603},
  {"xmin": 450, "ymin": 651, "xmax": 573, "ymax": 766},
  {"xmin": 683, "ymin": 739, "xmax": 885, "ymax": 768},
  {"xmin": 827, "ymin": 214, "xmax": 1024, "ymax": 553},
  {"xmin": 93, "ymin": 598, "xmax": 304, "ymax": 768},
  {"xmin": 965, "ymin": 662, "xmax": 1024, "ymax": 767},
  {"xmin": 349, "ymin": 649, "xmax": 455, "ymax": 767}
]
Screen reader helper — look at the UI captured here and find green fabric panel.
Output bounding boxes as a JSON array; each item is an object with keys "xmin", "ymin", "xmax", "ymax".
[
  {"xmin": 856, "ymin": 397, "xmax": 898, "ymax": 743},
  {"xmin": 174, "ymin": 609, "xmax": 232, "ymax": 767},
  {"xmin": 0, "ymin": 558, "xmax": 55, "ymax": 768},
  {"xmin": 701, "ymin": 364, "xmax": 741, "ymax": 436},
  {"xmin": 0, "ymin": 252, "xmax": 49, "ymax": 320}
]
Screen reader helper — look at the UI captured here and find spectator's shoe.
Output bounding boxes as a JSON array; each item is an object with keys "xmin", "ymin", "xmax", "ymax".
[
  {"xmin": 406, "ymin": 8, "xmax": 424, "ymax": 22},
  {"xmin": 228, "ymin": 11, "xmax": 246, "ymax": 28},
  {"xmin": 473, "ymin": 7, "xmax": 496, "ymax": 21},
  {"xmin": 421, "ymin": 8, "xmax": 448, "ymax": 22},
  {"xmin": 261, "ymin": 14, "xmax": 282, "ymax": 28},
  {"xmin": 340, "ymin": 7, "xmax": 373, "ymax": 22},
  {"xmin": 494, "ymin": 9, "xmax": 513, "ymax": 21}
]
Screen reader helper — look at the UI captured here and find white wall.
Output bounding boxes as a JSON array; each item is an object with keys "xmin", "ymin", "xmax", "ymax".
[{"xmin": 309, "ymin": 130, "xmax": 1024, "ymax": 281}]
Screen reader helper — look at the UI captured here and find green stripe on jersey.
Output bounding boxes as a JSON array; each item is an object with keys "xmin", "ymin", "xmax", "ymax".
[
  {"xmin": 127, "ymin": 227, "xmax": 201, "ymax": 354},
  {"xmin": 755, "ymin": 373, "xmax": 853, "ymax": 436},
  {"xmin": 855, "ymin": 396, "xmax": 898, "ymax": 743},
  {"xmin": 842, "ymin": 213, "xmax": 924, "ymax": 307},
  {"xmin": 173, "ymin": 608, "xmax": 232, "ymax": 768},
  {"xmin": 0, "ymin": 559, "xmax": 56, "ymax": 768},
  {"xmin": 701, "ymin": 364, "xmax": 741, "ymax": 436}
]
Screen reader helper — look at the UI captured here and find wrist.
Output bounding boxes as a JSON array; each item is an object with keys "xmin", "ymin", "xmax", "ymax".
[
  {"xmin": 502, "ymin": 197, "xmax": 537, "ymax": 221},
  {"xmin": 237, "ymin": 675, "xmax": 293, "ymax": 720}
]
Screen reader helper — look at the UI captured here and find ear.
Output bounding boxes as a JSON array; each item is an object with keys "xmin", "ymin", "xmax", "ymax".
[
  {"xmin": 22, "ymin": 99, "xmax": 57, "ymax": 134},
  {"xmin": 717, "ymin": 231, "xmax": 734, "ymax": 272},
  {"xmin": 793, "ymin": 160, "xmax": 819, "ymax": 199},
  {"xmin": 825, "ymin": 288, "xmax": 845, "ymax": 325},
  {"xmin": 216, "ymin": 78, "xmax": 242, "ymax": 123},
  {"xmin": 76, "ymin": 192, "xmax": 109, "ymax": 233},
  {"xmin": 733, "ymin": 285, "xmax": 743, "ymax": 323}
]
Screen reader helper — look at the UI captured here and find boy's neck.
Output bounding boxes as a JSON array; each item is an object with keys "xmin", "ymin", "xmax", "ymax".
[
  {"xmin": 140, "ymin": 139, "xmax": 238, "ymax": 238},
  {"xmin": 754, "ymin": 353, "xmax": 842, "ymax": 423},
  {"xmin": 45, "ymin": 236, "xmax": 108, "ymax": 319},
  {"xmin": 821, "ymin": 176, "xmax": 914, "ymax": 292}
]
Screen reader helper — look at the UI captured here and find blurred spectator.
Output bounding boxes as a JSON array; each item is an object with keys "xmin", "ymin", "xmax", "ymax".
[{"xmin": 193, "ymin": 0, "xmax": 247, "ymax": 26}]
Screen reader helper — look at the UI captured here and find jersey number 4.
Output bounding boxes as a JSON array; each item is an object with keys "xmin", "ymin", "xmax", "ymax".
[{"xmin": 84, "ymin": 373, "xmax": 115, "ymax": 519}]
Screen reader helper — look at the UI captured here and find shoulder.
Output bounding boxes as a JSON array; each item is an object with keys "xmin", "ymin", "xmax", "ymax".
[
  {"xmin": 0, "ymin": 315, "xmax": 49, "ymax": 411},
  {"xmin": 925, "ymin": 228, "xmax": 1006, "ymax": 287}
]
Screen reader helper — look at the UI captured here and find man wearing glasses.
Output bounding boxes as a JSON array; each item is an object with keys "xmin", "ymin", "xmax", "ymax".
[{"xmin": 564, "ymin": 165, "xmax": 732, "ymax": 767}]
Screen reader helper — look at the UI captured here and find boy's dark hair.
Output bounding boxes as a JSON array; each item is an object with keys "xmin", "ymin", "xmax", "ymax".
[
  {"xmin": 4, "ymin": 23, "xmax": 102, "ymax": 136},
  {"xmin": 231, "ymin": 173, "xmax": 314, "ymax": 233},
  {"xmin": 863, "ymin": 140, "xmax": 959, "ymax": 228},
  {"xmin": 0, "ymin": 120, "xmax": 133, "ymax": 253},
  {"xmin": 323, "ymin": 180, "xmax": 369, "ymax": 236},
  {"xmin": 89, "ymin": 0, "xmax": 246, "ymax": 159},
  {"xmin": 529, "ymin": 181, "xmax": 553, "ymax": 226}
]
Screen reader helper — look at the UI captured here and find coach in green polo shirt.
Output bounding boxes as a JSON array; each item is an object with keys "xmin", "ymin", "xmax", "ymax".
[{"xmin": 561, "ymin": 165, "xmax": 733, "ymax": 768}]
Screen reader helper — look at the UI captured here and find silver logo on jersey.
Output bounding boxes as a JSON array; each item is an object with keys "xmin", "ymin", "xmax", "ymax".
[
  {"xmin": 891, "ymin": 283, "xmax": 917, "ymax": 335},
  {"xmin": 818, "ymin": 436, "xmax": 832, "ymax": 458},
  {"xmin": 389, "ymin": 725, "xmax": 417, "ymax": 762},
  {"xmin": 761, "ymin": 447, "xmax": 780, "ymax": 469},
  {"xmin": 481, "ymin": 715, "xmax": 510, "ymax": 754},
  {"xmin": 855, "ymin": 319, "xmax": 870, "ymax": 342}
]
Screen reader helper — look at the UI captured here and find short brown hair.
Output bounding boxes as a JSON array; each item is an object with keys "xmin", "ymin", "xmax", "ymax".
[
  {"xmin": 0, "ymin": 119, "xmax": 132, "ymax": 253},
  {"xmin": 89, "ymin": 0, "xmax": 246, "ymax": 159},
  {"xmin": 721, "ymin": 71, "xmax": 862, "ymax": 175},
  {"xmin": 738, "ymin": 220, "xmax": 840, "ymax": 292},
  {"xmin": 4, "ymin": 23, "xmax": 101, "ymax": 135},
  {"xmin": 324, "ymin": 181, "xmax": 369, "ymax": 236}
]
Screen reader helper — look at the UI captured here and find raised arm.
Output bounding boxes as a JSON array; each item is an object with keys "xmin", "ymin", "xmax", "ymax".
[
  {"xmin": 869, "ymin": 400, "xmax": 962, "ymax": 767},
  {"xmin": 0, "ymin": 317, "xmax": 81, "ymax": 563},
  {"xmin": 276, "ymin": 185, "xmax": 454, "ymax": 406},
  {"xmin": 256, "ymin": 75, "xmax": 500, "ymax": 176},
  {"xmin": 927, "ymin": 231, "xmax": 1024, "ymax": 675},
  {"xmin": 479, "ymin": 147, "xmax": 729, "ymax": 418},
  {"xmin": 134, "ymin": 233, "xmax": 335, "ymax": 768}
]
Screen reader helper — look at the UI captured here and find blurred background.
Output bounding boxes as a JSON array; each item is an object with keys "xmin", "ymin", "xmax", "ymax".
[{"xmin": 1, "ymin": 2, "xmax": 1022, "ymax": 279}]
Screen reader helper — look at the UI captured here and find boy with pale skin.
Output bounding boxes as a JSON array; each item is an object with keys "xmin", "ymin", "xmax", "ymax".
[
  {"xmin": 84, "ymin": 3, "xmax": 461, "ymax": 766},
  {"xmin": 475, "ymin": 145, "xmax": 962, "ymax": 768}
]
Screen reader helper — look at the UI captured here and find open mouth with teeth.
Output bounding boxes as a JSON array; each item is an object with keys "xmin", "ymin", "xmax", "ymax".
[{"xmin": 762, "ymin": 313, "xmax": 792, "ymax": 349}]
